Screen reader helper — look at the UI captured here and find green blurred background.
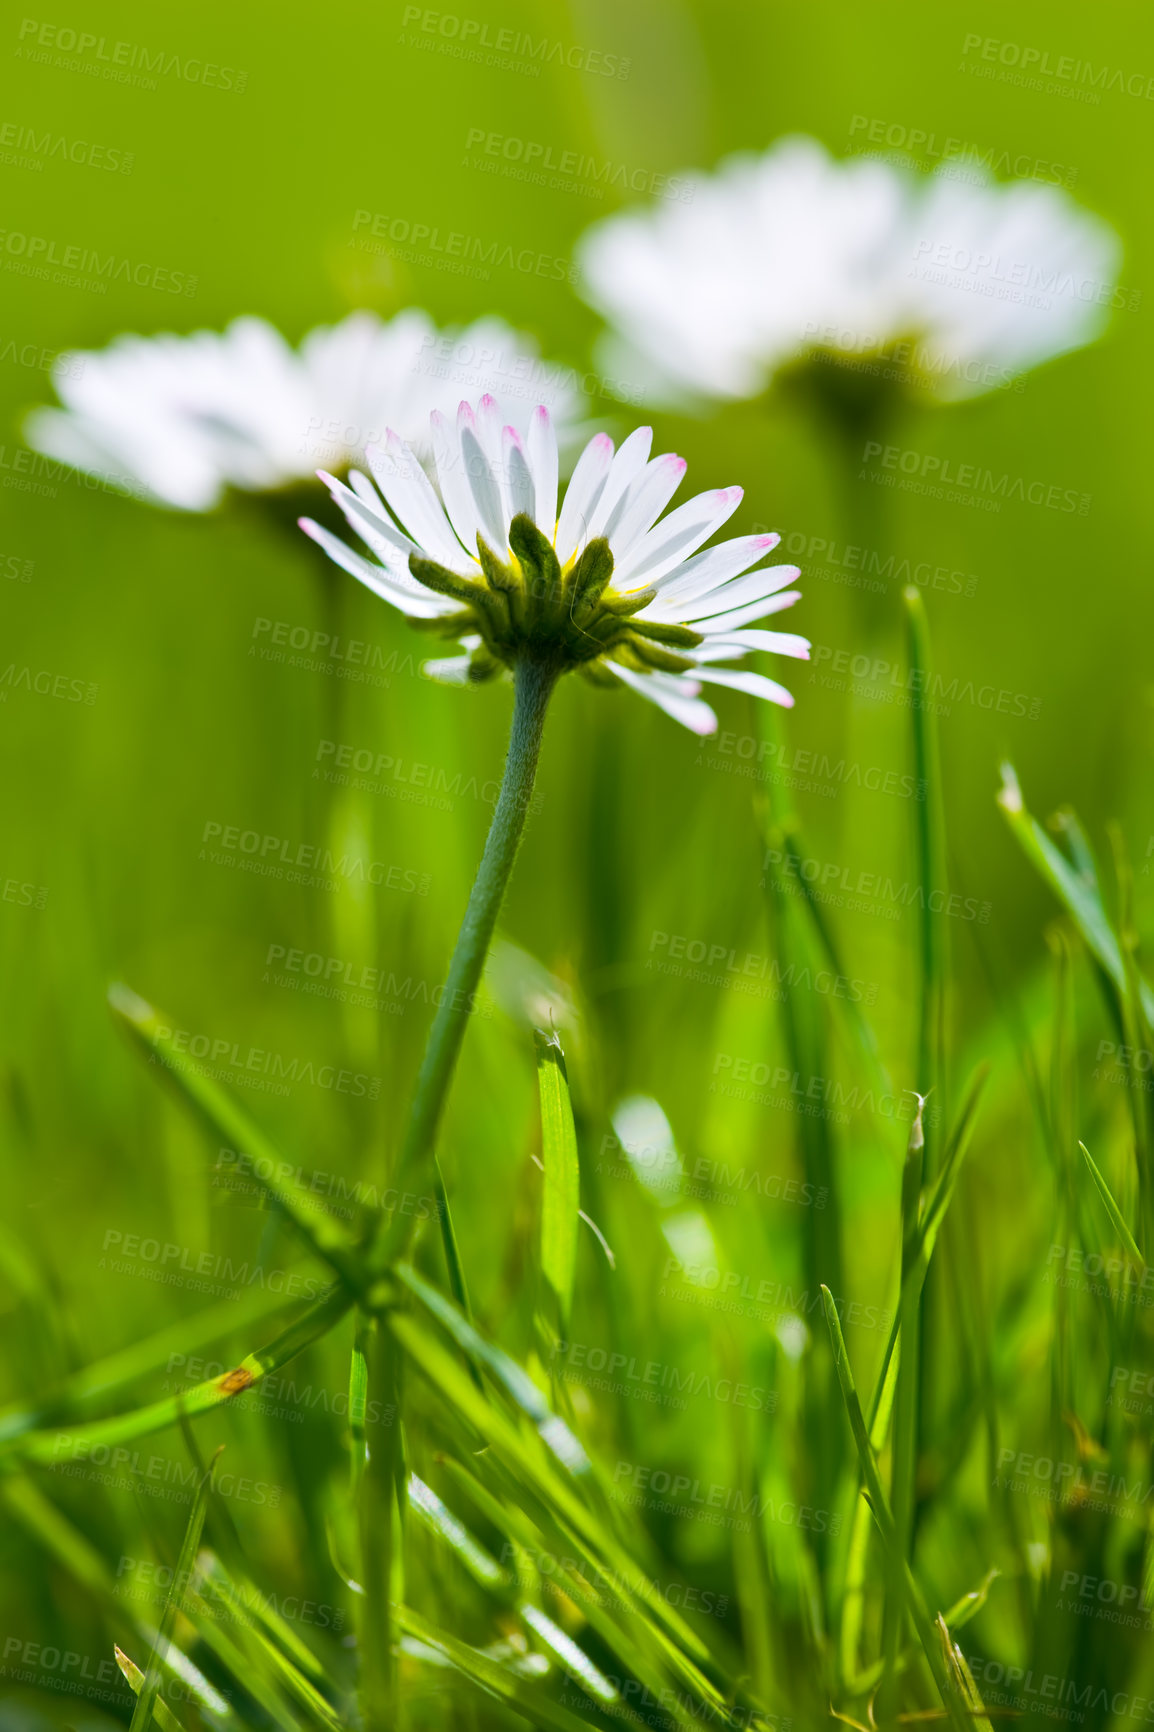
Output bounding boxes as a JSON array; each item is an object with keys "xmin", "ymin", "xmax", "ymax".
[{"xmin": 1, "ymin": 0, "xmax": 1152, "ymax": 1723}]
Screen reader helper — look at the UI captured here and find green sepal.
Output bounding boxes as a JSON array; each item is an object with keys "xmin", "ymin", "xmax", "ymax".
[
  {"xmin": 621, "ymin": 635, "xmax": 698, "ymax": 674},
  {"xmin": 577, "ymin": 660, "xmax": 619, "ymax": 688},
  {"xmin": 628, "ymin": 616, "xmax": 705, "ymax": 649},
  {"xmin": 467, "ymin": 651, "xmax": 503, "ymax": 684},
  {"xmin": 409, "ymin": 555, "xmax": 486, "ymax": 609},
  {"xmin": 475, "ymin": 536, "xmax": 521, "ymax": 595},
  {"xmin": 567, "ymin": 538, "xmax": 614, "ymax": 612},
  {"xmin": 407, "ymin": 609, "xmax": 481, "ymax": 638},
  {"xmin": 510, "ymin": 514, "xmax": 563, "ymax": 613},
  {"xmin": 599, "ymin": 585, "xmax": 657, "ymax": 618}
]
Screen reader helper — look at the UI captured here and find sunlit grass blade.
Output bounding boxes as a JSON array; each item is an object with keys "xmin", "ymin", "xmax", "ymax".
[
  {"xmin": 903, "ymin": 588, "xmax": 948, "ymax": 1165},
  {"xmin": 128, "ymin": 1446, "xmax": 219, "ymax": 1732},
  {"xmin": 109, "ymin": 983, "xmax": 369, "ymax": 1295},
  {"xmin": 5, "ymin": 1283, "xmax": 353, "ymax": 1462},
  {"xmin": 996, "ymin": 768, "xmax": 1154, "ymax": 1022},
  {"xmin": 820, "ymin": 1288, "xmax": 971, "ymax": 1732},
  {"xmin": 535, "ymin": 1028, "xmax": 581, "ymax": 1341},
  {"xmin": 115, "ymin": 1647, "xmax": 193, "ymax": 1732},
  {"xmin": 394, "ymin": 1601, "xmax": 602, "ymax": 1731},
  {"xmin": 0, "ymin": 1285, "xmax": 300, "ymax": 1443},
  {"xmin": 1079, "ymin": 1140, "xmax": 1144, "ymax": 1269},
  {"xmin": 196, "ymin": 1562, "xmax": 345, "ymax": 1732}
]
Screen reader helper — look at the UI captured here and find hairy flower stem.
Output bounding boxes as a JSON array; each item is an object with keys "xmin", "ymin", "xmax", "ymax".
[{"xmin": 373, "ymin": 654, "xmax": 557, "ymax": 1274}]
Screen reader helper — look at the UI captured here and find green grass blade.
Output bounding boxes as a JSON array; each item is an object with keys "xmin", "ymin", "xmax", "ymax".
[
  {"xmin": 115, "ymin": 1647, "xmax": 194, "ymax": 1732},
  {"xmin": 128, "ymin": 1447, "xmax": 219, "ymax": 1732},
  {"xmin": 535, "ymin": 1028, "xmax": 581, "ymax": 1339},
  {"xmin": 394, "ymin": 1601, "xmax": 601, "ymax": 1731},
  {"xmin": 0, "ymin": 1285, "xmax": 300, "ymax": 1443},
  {"xmin": 996, "ymin": 769, "xmax": 1154, "ymax": 1022},
  {"xmin": 1079, "ymin": 1140, "xmax": 1144, "ymax": 1269},
  {"xmin": 820, "ymin": 1288, "xmax": 971, "ymax": 1732},
  {"xmin": 5, "ymin": 1283, "xmax": 353, "ymax": 1462},
  {"xmin": 109, "ymin": 984, "xmax": 369, "ymax": 1295}
]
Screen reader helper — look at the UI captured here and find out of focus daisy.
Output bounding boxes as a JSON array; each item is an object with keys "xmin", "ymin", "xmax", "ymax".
[
  {"xmin": 25, "ymin": 311, "xmax": 582, "ymax": 510},
  {"xmin": 301, "ymin": 395, "xmax": 807, "ymax": 735},
  {"xmin": 576, "ymin": 135, "xmax": 1121, "ymax": 407}
]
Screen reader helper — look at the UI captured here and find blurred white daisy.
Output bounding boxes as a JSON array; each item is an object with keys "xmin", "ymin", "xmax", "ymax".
[
  {"xmin": 300, "ymin": 395, "xmax": 807, "ymax": 735},
  {"xmin": 576, "ymin": 135, "xmax": 1121, "ymax": 407},
  {"xmin": 25, "ymin": 311, "xmax": 583, "ymax": 511}
]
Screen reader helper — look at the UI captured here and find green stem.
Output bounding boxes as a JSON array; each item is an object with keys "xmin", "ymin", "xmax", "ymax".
[{"xmin": 372, "ymin": 657, "xmax": 557, "ymax": 1270}]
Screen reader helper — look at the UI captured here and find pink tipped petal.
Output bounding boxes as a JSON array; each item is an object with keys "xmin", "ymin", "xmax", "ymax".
[
  {"xmin": 366, "ymin": 434, "xmax": 466, "ymax": 571},
  {"xmin": 430, "ymin": 408, "xmax": 483, "ymax": 557},
  {"xmin": 601, "ymin": 453, "xmax": 687, "ymax": 561},
  {"xmin": 610, "ymin": 663, "xmax": 718, "ymax": 735},
  {"xmin": 299, "ymin": 518, "xmax": 455, "ymax": 618},
  {"xmin": 584, "ymin": 425, "xmax": 653, "ymax": 541},
  {"xmin": 555, "ymin": 430, "xmax": 615, "ymax": 565},
  {"xmin": 459, "ymin": 424, "xmax": 507, "ymax": 549},
  {"xmin": 692, "ymin": 630, "xmax": 810, "ymax": 661},
  {"xmin": 526, "ymin": 404, "xmax": 559, "ymax": 534},
  {"xmin": 503, "ymin": 425, "xmax": 536, "ymax": 522},
  {"xmin": 695, "ymin": 665, "xmax": 795, "ymax": 707},
  {"xmin": 622, "ymin": 504, "xmax": 757, "ymax": 594},
  {"xmin": 666, "ymin": 562, "xmax": 802, "ymax": 623},
  {"xmin": 699, "ymin": 591, "xmax": 802, "ymax": 634}
]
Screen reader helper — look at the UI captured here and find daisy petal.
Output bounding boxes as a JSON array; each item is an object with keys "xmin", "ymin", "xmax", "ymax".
[
  {"xmin": 555, "ymin": 430, "xmax": 614, "ymax": 565},
  {"xmin": 695, "ymin": 665, "xmax": 795, "ymax": 707},
  {"xmin": 697, "ymin": 591, "xmax": 802, "ymax": 634},
  {"xmin": 693, "ymin": 629, "xmax": 810, "ymax": 660},
  {"xmin": 585, "ymin": 425, "xmax": 653, "ymax": 541},
  {"xmin": 430, "ymin": 408, "xmax": 483, "ymax": 557},
  {"xmin": 367, "ymin": 433, "xmax": 469, "ymax": 571},
  {"xmin": 602, "ymin": 453, "xmax": 687, "ymax": 563},
  {"xmin": 503, "ymin": 426, "xmax": 536, "ymax": 523},
  {"xmin": 632, "ymin": 523, "xmax": 770, "ymax": 601},
  {"xmin": 610, "ymin": 663, "xmax": 718, "ymax": 735},
  {"xmin": 459, "ymin": 410, "xmax": 507, "ymax": 550},
  {"xmin": 526, "ymin": 404, "xmax": 559, "ymax": 535},
  {"xmin": 299, "ymin": 518, "xmax": 455, "ymax": 618},
  {"xmin": 668, "ymin": 563, "xmax": 802, "ymax": 623}
]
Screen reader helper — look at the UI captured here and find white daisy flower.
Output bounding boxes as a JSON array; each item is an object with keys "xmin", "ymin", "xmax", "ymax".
[
  {"xmin": 24, "ymin": 310, "xmax": 583, "ymax": 511},
  {"xmin": 300, "ymin": 395, "xmax": 807, "ymax": 735},
  {"xmin": 576, "ymin": 135, "xmax": 1121, "ymax": 407}
]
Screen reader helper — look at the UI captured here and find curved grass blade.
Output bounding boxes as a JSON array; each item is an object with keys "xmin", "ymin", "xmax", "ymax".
[
  {"xmin": 129, "ymin": 1446, "xmax": 220, "ymax": 1732},
  {"xmin": 394, "ymin": 1601, "xmax": 600, "ymax": 1731},
  {"xmin": 820, "ymin": 1288, "xmax": 970, "ymax": 1732},
  {"xmin": 0, "ymin": 1285, "xmax": 300, "ymax": 1443},
  {"xmin": 1079, "ymin": 1141, "xmax": 1145, "ymax": 1270},
  {"xmin": 535, "ymin": 1029, "xmax": 581, "ymax": 1340},
  {"xmin": 115, "ymin": 1647, "xmax": 195, "ymax": 1732},
  {"xmin": 109, "ymin": 984, "xmax": 369, "ymax": 1296},
  {"xmin": 5, "ymin": 1283, "xmax": 353, "ymax": 1463},
  {"xmin": 997, "ymin": 768, "xmax": 1154, "ymax": 1022}
]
